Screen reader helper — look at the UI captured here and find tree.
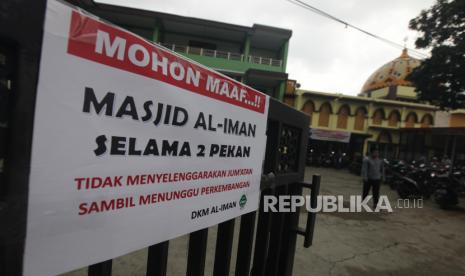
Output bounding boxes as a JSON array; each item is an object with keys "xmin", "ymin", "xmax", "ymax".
[{"xmin": 407, "ymin": 0, "xmax": 465, "ymax": 109}]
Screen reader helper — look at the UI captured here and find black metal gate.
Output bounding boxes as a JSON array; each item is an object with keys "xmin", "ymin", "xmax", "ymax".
[{"xmin": 0, "ymin": 1, "xmax": 320, "ymax": 275}]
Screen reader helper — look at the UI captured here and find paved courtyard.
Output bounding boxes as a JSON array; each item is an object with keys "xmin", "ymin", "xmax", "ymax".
[
  {"xmin": 63, "ymin": 167, "xmax": 465, "ymax": 276},
  {"xmin": 293, "ymin": 167, "xmax": 465, "ymax": 276}
]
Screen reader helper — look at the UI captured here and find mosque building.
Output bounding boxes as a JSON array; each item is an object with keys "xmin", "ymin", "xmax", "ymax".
[{"xmin": 287, "ymin": 48, "xmax": 465, "ymax": 164}]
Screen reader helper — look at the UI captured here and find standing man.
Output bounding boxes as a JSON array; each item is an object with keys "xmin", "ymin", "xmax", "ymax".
[{"xmin": 361, "ymin": 148, "xmax": 385, "ymax": 208}]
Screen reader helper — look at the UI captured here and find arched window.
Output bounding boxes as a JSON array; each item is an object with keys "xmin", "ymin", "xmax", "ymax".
[
  {"xmin": 388, "ymin": 110, "xmax": 400, "ymax": 127},
  {"xmin": 378, "ymin": 130, "xmax": 392, "ymax": 144},
  {"xmin": 354, "ymin": 107, "xmax": 366, "ymax": 131},
  {"xmin": 337, "ymin": 105, "xmax": 350, "ymax": 129},
  {"xmin": 318, "ymin": 102, "xmax": 332, "ymax": 127},
  {"xmin": 421, "ymin": 114, "xmax": 434, "ymax": 128},
  {"xmin": 405, "ymin": 112, "xmax": 418, "ymax": 128},
  {"xmin": 301, "ymin": 100, "xmax": 315, "ymax": 126},
  {"xmin": 372, "ymin": 108, "xmax": 385, "ymax": 125}
]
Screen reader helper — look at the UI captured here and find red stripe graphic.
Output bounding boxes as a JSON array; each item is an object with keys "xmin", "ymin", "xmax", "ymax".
[{"xmin": 67, "ymin": 11, "xmax": 266, "ymax": 113}]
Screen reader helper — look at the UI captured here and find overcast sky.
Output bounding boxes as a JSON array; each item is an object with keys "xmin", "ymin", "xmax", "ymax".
[{"xmin": 99, "ymin": 0, "xmax": 436, "ymax": 95}]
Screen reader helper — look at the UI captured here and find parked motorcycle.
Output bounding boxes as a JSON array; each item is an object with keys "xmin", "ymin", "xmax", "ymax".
[
  {"xmin": 392, "ymin": 162, "xmax": 427, "ymax": 199},
  {"xmin": 349, "ymin": 156, "xmax": 363, "ymax": 175},
  {"xmin": 306, "ymin": 148, "xmax": 315, "ymax": 166},
  {"xmin": 334, "ymin": 152, "xmax": 349, "ymax": 169},
  {"xmin": 384, "ymin": 159, "xmax": 406, "ymax": 190},
  {"xmin": 385, "ymin": 159, "xmax": 464, "ymax": 208}
]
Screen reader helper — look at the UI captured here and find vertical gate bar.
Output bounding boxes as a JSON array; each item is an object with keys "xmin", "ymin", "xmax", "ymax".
[
  {"xmin": 0, "ymin": 237, "xmax": 4, "ymax": 276},
  {"xmin": 0, "ymin": 44, "xmax": 14, "ymax": 276},
  {"xmin": 250, "ymin": 189, "xmax": 273, "ymax": 276},
  {"xmin": 213, "ymin": 218, "xmax": 235, "ymax": 276},
  {"xmin": 278, "ymin": 183, "xmax": 303, "ymax": 276},
  {"xmin": 0, "ymin": 0, "xmax": 48, "ymax": 274},
  {"xmin": 251, "ymin": 101, "xmax": 283, "ymax": 276},
  {"xmin": 186, "ymin": 228, "xmax": 208, "ymax": 276},
  {"xmin": 146, "ymin": 241, "xmax": 169, "ymax": 276},
  {"xmin": 235, "ymin": 211, "xmax": 256, "ymax": 276},
  {"xmin": 264, "ymin": 185, "xmax": 287, "ymax": 276},
  {"xmin": 88, "ymin": 259, "xmax": 113, "ymax": 276},
  {"xmin": 303, "ymin": 175, "xmax": 321, "ymax": 248}
]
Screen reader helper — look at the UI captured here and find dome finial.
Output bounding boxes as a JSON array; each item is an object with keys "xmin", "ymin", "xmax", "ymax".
[
  {"xmin": 400, "ymin": 47, "xmax": 409, "ymax": 58},
  {"xmin": 401, "ymin": 37, "xmax": 409, "ymax": 58}
]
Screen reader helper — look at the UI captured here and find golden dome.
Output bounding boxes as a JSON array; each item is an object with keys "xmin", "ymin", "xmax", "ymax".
[{"xmin": 361, "ymin": 49, "xmax": 421, "ymax": 93}]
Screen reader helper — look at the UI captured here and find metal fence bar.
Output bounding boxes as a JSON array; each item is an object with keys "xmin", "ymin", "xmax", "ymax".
[
  {"xmin": 234, "ymin": 211, "xmax": 256, "ymax": 276},
  {"xmin": 0, "ymin": 0, "xmax": 48, "ymax": 275},
  {"xmin": 277, "ymin": 182, "xmax": 303, "ymax": 276},
  {"xmin": 303, "ymin": 175, "xmax": 321, "ymax": 248},
  {"xmin": 88, "ymin": 260, "xmax": 112, "ymax": 276},
  {"xmin": 186, "ymin": 228, "xmax": 208, "ymax": 276},
  {"xmin": 250, "ymin": 189, "xmax": 273, "ymax": 276},
  {"xmin": 213, "ymin": 219, "xmax": 235, "ymax": 276},
  {"xmin": 146, "ymin": 241, "xmax": 169, "ymax": 276},
  {"xmin": 0, "ymin": 44, "xmax": 13, "ymax": 200},
  {"xmin": 158, "ymin": 42, "xmax": 283, "ymax": 66},
  {"xmin": 265, "ymin": 186, "xmax": 287, "ymax": 276}
]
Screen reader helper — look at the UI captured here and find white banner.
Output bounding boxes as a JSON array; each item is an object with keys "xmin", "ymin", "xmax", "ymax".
[
  {"xmin": 310, "ymin": 128, "xmax": 351, "ymax": 143},
  {"xmin": 25, "ymin": 1, "xmax": 269, "ymax": 275}
]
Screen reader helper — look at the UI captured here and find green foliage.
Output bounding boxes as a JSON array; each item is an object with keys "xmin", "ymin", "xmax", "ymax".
[{"xmin": 407, "ymin": 0, "xmax": 465, "ymax": 109}]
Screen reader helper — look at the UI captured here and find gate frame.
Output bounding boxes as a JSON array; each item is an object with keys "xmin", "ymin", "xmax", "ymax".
[
  {"xmin": 0, "ymin": 0, "xmax": 48, "ymax": 275},
  {"xmin": 0, "ymin": 1, "xmax": 319, "ymax": 275}
]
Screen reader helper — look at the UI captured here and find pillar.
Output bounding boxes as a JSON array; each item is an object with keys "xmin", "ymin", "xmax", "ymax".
[
  {"xmin": 152, "ymin": 23, "xmax": 160, "ymax": 43},
  {"xmin": 243, "ymin": 35, "xmax": 251, "ymax": 61},
  {"xmin": 280, "ymin": 40, "xmax": 289, "ymax": 70},
  {"xmin": 278, "ymin": 80, "xmax": 286, "ymax": 102}
]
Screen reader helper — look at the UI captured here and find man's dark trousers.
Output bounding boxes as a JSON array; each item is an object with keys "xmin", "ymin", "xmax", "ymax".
[{"xmin": 363, "ymin": 179, "xmax": 381, "ymax": 208}]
